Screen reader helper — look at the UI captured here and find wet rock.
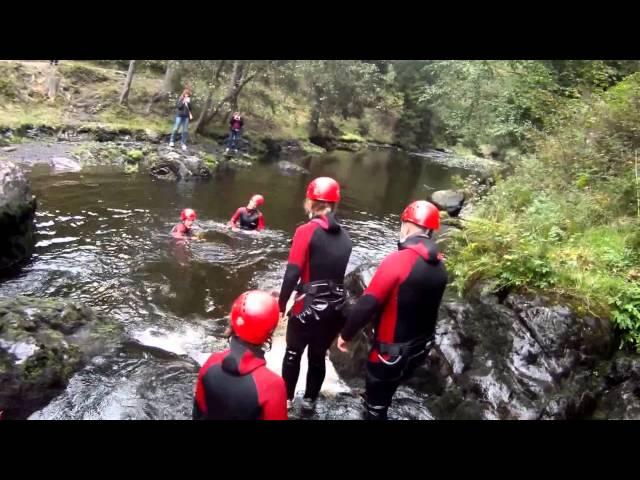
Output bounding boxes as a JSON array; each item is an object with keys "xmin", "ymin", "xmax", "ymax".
[
  {"xmin": 0, "ymin": 160, "xmax": 36, "ymax": 275},
  {"xmin": 335, "ymin": 264, "xmax": 627, "ymax": 420},
  {"xmin": 309, "ymin": 135, "xmax": 336, "ymax": 151},
  {"xmin": 2, "ymin": 146, "xmax": 17, "ymax": 153},
  {"xmin": 431, "ymin": 190, "xmax": 465, "ymax": 217},
  {"xmin": 149, "ymin": 150, "xmax": 211, "ymax": 181},
  {"xmin": 0, "ymin": 296, "xmax": 124, "ymax": 419},
  {"xmin": 29, "ymin": 340, "xmax": 200, "ymax": 420},
  {"xmin": 49, "ymin": 156, "xmax": 81, "ymax": 173},
  {"xmin": 276, "ymin": 160, "xmax": 310, "ymax": 175}
]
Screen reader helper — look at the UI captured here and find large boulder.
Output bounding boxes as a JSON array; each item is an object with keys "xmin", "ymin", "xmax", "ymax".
[
  {"xmin": 150, "ymin": 151, "xmax": 211, "ymax": 181},
  {"xmin": 332, "ymin": 263, "xmax": 630, "ymax": 420},
  {"xmin": 0, "ymin": 160, "xmax": 36, "ymax": 276},
  {"xmin": 431, "ymin": 190, "xmax": 465, "ymax": 217},
  {"xmin": 49, "ymin": 156, "xmax": 81, "ymax": 173},
  {"xmin": 0, "ymin": 296, "xmax": 124, "ymax": 419}
]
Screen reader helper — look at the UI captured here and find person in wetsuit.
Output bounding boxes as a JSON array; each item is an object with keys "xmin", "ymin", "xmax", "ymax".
[
  {"xmin": 171, "ymin": 208, "xmax": 197, "ymax": 238},
  {"xmin": 337, "ymin": 200, "xmax": 448, "ymax": 420},
  {"xmin": 193, "ymin": 290, "xmax": 287, "ymax": 420},
  {"xmin": 229, "ymin": 194, "xmax": 265, "ymax": 232},
  {"xmin": 278, "ymin": 177, "xmax": 352, "ymax": 412}
]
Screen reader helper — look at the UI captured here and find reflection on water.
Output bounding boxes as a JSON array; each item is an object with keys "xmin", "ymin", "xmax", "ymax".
[{"xmin": 1, "ymin": 147, "xmax": 467, "ymax": 420}]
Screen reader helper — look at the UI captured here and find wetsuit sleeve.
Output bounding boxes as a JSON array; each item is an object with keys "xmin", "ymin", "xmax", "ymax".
[
  {"xmin": 257, "ymin": 213, "xmax": 265, "ymax": 231},
  {"xmin": 192, "ymin": 364, "xmax": 208, "ymax": 420},
  {"xmin": 230, "ymin": 208, "xmax": 243, "ymax": 226},
  {"xmin": 278, "ymin": 223, "xmax": 316, "ymax": 313},
  {"xmin": 259, "ymin": 376, "xmax": 288, "ymax": 420},
  {"xmin": 341, "ymin": 254, "xmax": 399, "ymax": 342}
]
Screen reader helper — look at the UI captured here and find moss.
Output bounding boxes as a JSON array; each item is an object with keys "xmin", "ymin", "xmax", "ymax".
[
  {"xmin": 124, "ymin": 163, "xmax": 139, "ymax": 174},
  {"xmin": 127, "ymin": 149, "xmax": 144, "ymax": 162},
  {"xmin": 203, "ymin": 153, "xmax": 218, "ymax": 167},
  {"xmin": 339, "ymin": 132, "xmax": 366, "ymax": 143},
  {"xmin": 300, "ymin": 141, "xmax": 326, "ymax": 154},
  {"xmin": 59, "ymin": 64, "xmax": 109, "ymax": 84}
]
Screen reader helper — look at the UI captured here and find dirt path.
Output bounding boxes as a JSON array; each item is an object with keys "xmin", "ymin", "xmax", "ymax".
[{"xmin": 1, "ymin": 141, "xmax": 76, "ymax": 166}]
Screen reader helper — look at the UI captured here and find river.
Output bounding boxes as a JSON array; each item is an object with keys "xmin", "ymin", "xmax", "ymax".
[{"xmin": 0, "ymin": 146, "xmax": 468, "ymax": 419}]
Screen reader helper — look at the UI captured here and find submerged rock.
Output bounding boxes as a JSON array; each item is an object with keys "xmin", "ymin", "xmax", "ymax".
[{"xmin": 276, "ymin": 160, "xmax": 310, "ymax": 175}]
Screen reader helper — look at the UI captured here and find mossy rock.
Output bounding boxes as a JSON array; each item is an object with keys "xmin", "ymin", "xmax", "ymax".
[
  {"xmin": 203, "ymin": 153, "xmax": 218, "ymax": 168},
  {"xmin": 0, "ymin": 296, "xmax": 123, "ymax": 419},
  {"xmin": 124, "ymin": 163, "xmax": 139, "ymax": 174},
  {"xmin": 339, "ymin": 132, "xmax": 366, "ymax": 143}
]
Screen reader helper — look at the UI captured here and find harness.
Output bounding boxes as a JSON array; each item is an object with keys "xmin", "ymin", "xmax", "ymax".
[
  {"xmin": 292, "ymin": 280, "xmax": 346, "ymax": 323},
  {"xmin": 373, "ymin": 236, "xmax": 442, "ymax": 365}
]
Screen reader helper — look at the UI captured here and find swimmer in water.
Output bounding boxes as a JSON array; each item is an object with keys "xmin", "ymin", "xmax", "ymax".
[
  {"xmin": 228, "ymin": 194, "xmax": 265, "ymax": 232},
  {"xmin": 172, "ymin": 208, "xmax": 197, "ymax": 238}
]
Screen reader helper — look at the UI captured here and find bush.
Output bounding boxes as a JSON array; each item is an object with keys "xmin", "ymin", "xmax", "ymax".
[{"xmin": 446, "ymin": 72, "xmax": 640, "ymax": 350}]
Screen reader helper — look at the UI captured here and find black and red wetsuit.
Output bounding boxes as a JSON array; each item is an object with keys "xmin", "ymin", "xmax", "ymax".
[
  {"xmin": 278, "ymin": 213, "xmax": 352, "ymax": 401},
  {"xmin": 340, "ymin": 233, "xmax": 447, "ymax": 419},
  {"xmin": 193, "ymin": 336, "xmax": 287, "ymax": 420},
  {"xmin": 171, "ymin": 222, "xmax": 192, "ymax": 238},
  {"xmin": 230, "ymin": 207, "xmax": 265, "ymax": 231}
]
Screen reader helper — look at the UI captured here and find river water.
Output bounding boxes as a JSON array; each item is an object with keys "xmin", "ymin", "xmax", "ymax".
[{"xmin": 0, "ymin": 146, "xmax": 468, "ymax": 419}]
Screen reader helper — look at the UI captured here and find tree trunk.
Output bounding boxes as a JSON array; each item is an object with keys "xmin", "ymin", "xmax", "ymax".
[
  {"xmin": 46, "ymin": 66, "xmax": 60, "ymax": 101},
  {"xmin": 309, "ymin": 85, "xmax": 324, "ymax": 136},
  {"xmin": 194, "ymin": 60, "xmax": 227, "ymax": 134},
  {"xmin": 119, "ymin": 60, "xmax": 136, "ymax": 106},
  {"xmin": 145, "ymin": 60, "xmax": 176, "ymax": 114},
  {"xmin": 198, "ymin": 61, "xmax": 248, "ymax": 129}
]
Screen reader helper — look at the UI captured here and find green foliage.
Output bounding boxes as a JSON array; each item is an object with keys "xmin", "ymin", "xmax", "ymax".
[
  {"xmin": 60, "ymin": 64, "xmax": 109, "ymax": 83},
  {"xmin": 447, "ymin": 69, "xmax": 640, "ymax": 350}
]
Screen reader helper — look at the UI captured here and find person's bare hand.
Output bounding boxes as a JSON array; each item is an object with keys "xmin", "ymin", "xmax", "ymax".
[{"xmin": 337, "ymin": 335, "xmax": 349, "ymax": 353}]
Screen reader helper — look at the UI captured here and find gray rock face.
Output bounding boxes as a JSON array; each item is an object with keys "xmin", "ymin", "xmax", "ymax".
[
  {"xmin": 149, "ymin": 151, "xmax": 211, "ymax": 181},
  {"xmin": 332, "ymin": 263, "xmax": 638, "ymax": 420},
  {"xmin": 431, "ymin": 190, "xmax": 465, "ymax": 217},
  {"xmin": 0, "ymin": 160, "xmax": 36, "ymax": 275}
]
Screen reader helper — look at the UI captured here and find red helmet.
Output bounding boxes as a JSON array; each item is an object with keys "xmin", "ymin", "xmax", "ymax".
[
  {"xmin": 250, "ymin": 194, "xmax": 264, "ymax": 206},
  {"xmin": 230, "ymin": 290, "xmax": 280, "ymax": 345},
  {"xmin": 401, "ymin": 200, "xmax": 440, "ymax": 230},
  {"xmin": 306, "ymin": 177, "xmax": 340, "ymax": 203},
  {"xmin": 181, "ymin": 208, "xmax": 197, "ymax": 222}
]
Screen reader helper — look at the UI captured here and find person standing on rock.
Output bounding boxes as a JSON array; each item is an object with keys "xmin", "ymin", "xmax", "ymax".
[
  {"xmin": 278, "ymin": 177, "xmax": 352, "ymax": 413},
  {"xmin": 169, "ymin": 88, "xmax": 193, "ymax": 151},
  {"xmin": 193, "ymin": 290, "xmax": 287, "ymax": 420},
  {"xmin": 224, "ymin": 112, "xmax": 244, "ymax": 154},
  {"xmin": 228, "ymin": 194, "xmax": 265, "ymax": 232},
  {"xmin": 171, "ymin": 208, "xmax": 197, "ymax": 239},
  {"xmin": 337, "ymin": 200, "xmax": 448, "ymax": 420}
]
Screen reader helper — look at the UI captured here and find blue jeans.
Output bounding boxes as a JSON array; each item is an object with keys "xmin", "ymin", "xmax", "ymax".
[
  {"xmin": 227, "ymin": 128, "xmax": 241, "ymax": 149},
  {"xmin": 170, "ymin": 116, "xmax": 189, "ymax": 145}
]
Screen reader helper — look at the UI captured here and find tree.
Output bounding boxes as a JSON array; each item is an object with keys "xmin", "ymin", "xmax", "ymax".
[
  {"xmin": 119, "ymin": 60, "xmax": 136, "ymax": 106},
  {"xmin": 146, "ymin": 60, "xmax": 178, "ymax": 114}
]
